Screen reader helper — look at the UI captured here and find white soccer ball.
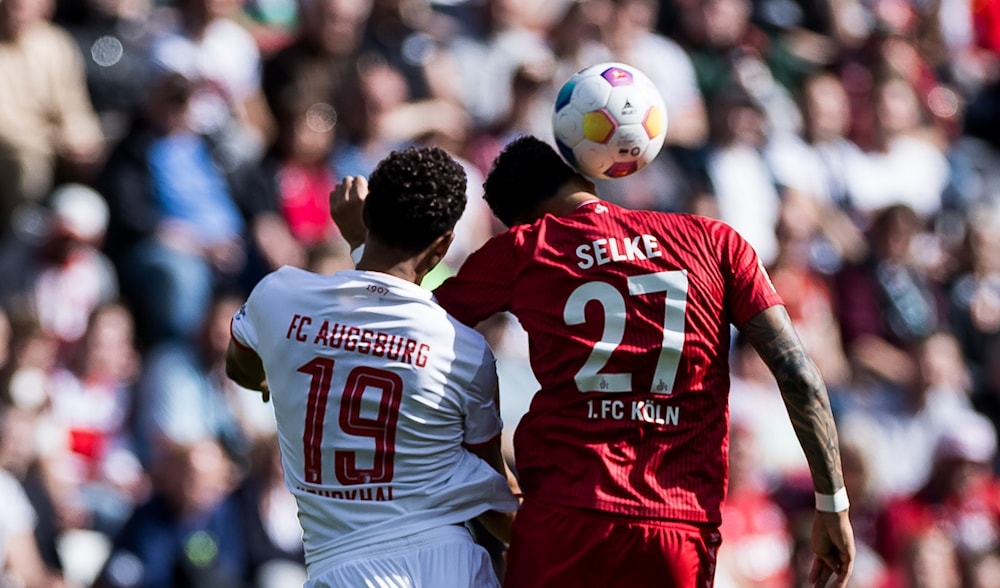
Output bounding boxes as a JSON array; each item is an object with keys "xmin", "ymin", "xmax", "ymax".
[{"xmin": 552, "ymin": 62, "xmax": 668, "ymax": 180}]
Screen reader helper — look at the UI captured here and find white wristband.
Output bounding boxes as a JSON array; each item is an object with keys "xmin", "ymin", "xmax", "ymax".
[
  {"xmin": 815, "ymin": 488, "xmax": 850, "ymax": 513},
  {"xmin": 350, "ymin": 244, "xmax": 365, "ymax": 265}
]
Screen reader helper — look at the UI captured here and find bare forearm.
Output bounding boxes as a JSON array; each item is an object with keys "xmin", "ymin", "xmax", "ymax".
[
  {"xmin": 225, "ymin": 342, "xmax": 267, "ymax": 392},
  {"xmin": 741, "ymin": 306, "xmax": 845, "ymax": 494}
]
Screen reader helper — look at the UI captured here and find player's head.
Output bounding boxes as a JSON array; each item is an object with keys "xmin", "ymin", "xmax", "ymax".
[
  {"xmin": 484, "ymin": 135, "xmax": 591, "ymax": 228},
  {"xmin": 364, "ymin": 146, "xmax": 467, "ymax": 253}
]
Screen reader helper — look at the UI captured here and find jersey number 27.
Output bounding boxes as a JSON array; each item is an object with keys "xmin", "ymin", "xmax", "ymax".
[{"xmin": 563, "ymin": 270, "xmax": 688, "ymax": 394}]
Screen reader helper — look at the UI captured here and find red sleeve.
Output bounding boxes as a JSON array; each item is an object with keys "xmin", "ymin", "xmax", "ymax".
[
  {"xmin": 434, "ymin": 230, "xmax": 520, "ymax": 327},
  {"xmin": 721, "ymin": 223, "xmax": 785, "ymax": 327}
]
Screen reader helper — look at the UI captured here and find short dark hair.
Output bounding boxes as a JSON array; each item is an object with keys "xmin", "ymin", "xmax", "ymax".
[
  {"xmin": 483, "ymin": 135, "xmax": 583, "ymax": 227},
  {"xmin": 365, "ymin": 146, "xmax": 467, "ymax": 252}
]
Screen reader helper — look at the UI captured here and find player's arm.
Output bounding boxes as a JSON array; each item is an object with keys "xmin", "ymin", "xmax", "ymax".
[
  {"xmin": 740, "ymin": 305, "xmax": 856, "ymax": 588},
  {"xmin": 225, "ymin": 339, "xmax": 270, "ymax": 401},
  {"xmin": 466, "ymin": 438, "xmax": 519, "ymax": 544},
  {"xmin": 329, "ymin": 176, "xmax": 369, "ymax": 250}
]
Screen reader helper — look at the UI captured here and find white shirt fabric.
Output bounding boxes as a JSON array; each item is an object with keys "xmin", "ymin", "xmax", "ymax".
[
  {"xmin": 0, "ymin": 468, "xmax": 36, "ymax": 568},
  {"xmin": 708, "ymin": 143, "xmax": 782, "ymax": 265},
  {"xmin": 305, "ymin": 525, "xmax": 498, "ymax": 588},
  {"xmin": 847, "ymin": 135, "xmax": 949, "ymax": 218},
  {"xmin": 231, "ymin": 267, "xmax": 518, "ymax": 575},
  {"xmin": 623, "ymin": 33, "xmax": 704, "ymax": 118},
  {"xmin": 150, "ymin": 17, "xmax": 261, "ymax": 133},
  {"xmin": 765, "ymin": 132, "xmax": 870, "ymax": 208}
]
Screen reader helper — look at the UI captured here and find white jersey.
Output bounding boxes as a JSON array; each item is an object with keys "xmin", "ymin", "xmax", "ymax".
[{"xmin": 231, "ymin": 267, "xmax": 518, "ymax": 574}]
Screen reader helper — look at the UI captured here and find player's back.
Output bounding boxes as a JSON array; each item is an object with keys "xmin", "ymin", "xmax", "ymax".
[
  {"xmin": 231, "ymin": 267, "xmax": 517, "ymax": 570},
  {"xmin": 436, "ymin": 200, "xmax": 781, "ymax": 523}
]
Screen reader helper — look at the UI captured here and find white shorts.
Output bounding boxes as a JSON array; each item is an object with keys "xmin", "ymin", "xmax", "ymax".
[{"xmin": 305, "ymin": 525, "xmax": 500, "ymax": 588}]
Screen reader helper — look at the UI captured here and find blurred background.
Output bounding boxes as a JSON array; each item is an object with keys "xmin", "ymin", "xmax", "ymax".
[{"xmin": 1, "ymin": 0, "xmax": 999, "ymax": 586}]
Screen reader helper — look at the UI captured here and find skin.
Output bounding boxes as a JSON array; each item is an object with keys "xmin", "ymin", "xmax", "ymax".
[{"xmin": 741, "ymin": 305, "xmax": 856, "ymax": 588}]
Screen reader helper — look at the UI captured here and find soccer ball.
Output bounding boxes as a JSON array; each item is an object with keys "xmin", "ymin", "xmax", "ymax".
[{"xmin": 552, "ymin": 62, "xmax": 668, "ymax": 180}]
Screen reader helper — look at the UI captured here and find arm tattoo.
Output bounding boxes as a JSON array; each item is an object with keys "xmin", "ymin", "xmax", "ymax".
[{"xmin": 740, "ymin": 306, "xmax": 845, "ymax": 493}]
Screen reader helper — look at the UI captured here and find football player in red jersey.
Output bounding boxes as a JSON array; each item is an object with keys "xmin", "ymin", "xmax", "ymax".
[{"xmin": 331, "ymin": 135, "xmax": 855, "ymax": 588}]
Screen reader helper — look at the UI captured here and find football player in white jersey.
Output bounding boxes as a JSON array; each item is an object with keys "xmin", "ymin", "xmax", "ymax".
[{"xmin": 226, "ymin": 146, "xmax": 520, "ymax": 588}]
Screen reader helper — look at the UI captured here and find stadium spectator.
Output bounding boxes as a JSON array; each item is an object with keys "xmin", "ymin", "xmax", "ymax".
[
  {"xmin": 56, "ymin": 0, "xmax": 157, "ymax": 145},
  {"xmin": 0, "ymin": 184, "xmax": 118, "ymax": 361},
  {"xmin": 834, "ymin": 437, "xmax": 891, "ymax": 588},
  {"xmin": 876, "ymin": 412, "xmax": 1000, "ymax": 584},
  {"xmin": 0, "ymin": 458, "xmax": 67, "ymax": 588},
  {"xmin": 766, "ymin": 211, "xmax": 851, "ymax": 386},
  {"xmin": 98, "ymin": 71, "xmax": 249, "ymax": 346},
  {"xmin": 682, "ymin": 0, "xmax": 802, "ymax": 134},
  {"xmin": 147, "ymin": 0, "xmax": 272, "ymax": 169},
  {"xmin": 705, "ymin": 90, "xmax": 782, "ymax": 265},
  {"xmin": 763, "ymin": 70, "xmax": 868, "ymax": 263},
  {"xmin": 443, "ymin": 0, "xmax": 553, "ymax": 130},
  {"xmin": 549, "ymin": 0, "xmax": 710, "ymax": 212},
  {"xmin": 133, "ymin": 289, "xmax": 253, "ymax": 470},
  {"xmin": 849, "ymin": 75, "xmax": 950, "ymax": 219},
  {"xmin": 234, "ymin": 87, "xmax": 346, "ymax": 274},
  {"xmin": 260, "ymin": 0, "xmax": 371, "ymax": 133},
  {"xmin": 360, "ymin": 0, "xmax": 460, "ymax": 104},
  {"xmin": 899, "ymin": 526, "xmax": 964, "ymax": 588},
  {"xmin": 716, "ymin": 422, "xmax": 795, "ymax": 587},
  {"xmin": 222, "ymin": 433, "xmax": 306, "ymax": 587},
  {"xmin": 833, "ymin": 204, "xmax": 947, "ymax": 388},
  {"xmin": 46, "ymin": 303, "xmax": 145, "ymax": 537},
  {"xmin": 837, "ymin": 331, "xmax": 979, "ymax": 499},
  {"xmin": 93, "ymin": 438, "xmax": 244, "ymax": 588},
  {"xmin": 729, "ymin": 334, "xmax": 810, "ymax": 484},
  {"xmin": 949, "ymin": 204, "xmax": 1000, "ymax": 373},
  {"xmin": 0, "ymin": 0, "xmax": 105, "ymax": 237},
  {"xmin": 603, "ymin": 0, "xmax": 709, "ymax": 149},
  {"xmin": 330, "ymin": 56, "xmax": 468, "ymax": 178}
]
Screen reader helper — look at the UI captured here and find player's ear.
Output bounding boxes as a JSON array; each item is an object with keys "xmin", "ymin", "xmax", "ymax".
[
  {"xmin": 432, "ymin": 231, "xmax": 455, "ymax": 259},
  {"xmin": 422, "ymin": 231, "xmax": 455, "ymax": 272}
]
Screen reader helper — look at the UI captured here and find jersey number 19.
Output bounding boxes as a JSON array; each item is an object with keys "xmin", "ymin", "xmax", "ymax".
[{"xmin": 299, "ymin": 358, "xmax": 402, "ymax": 485}]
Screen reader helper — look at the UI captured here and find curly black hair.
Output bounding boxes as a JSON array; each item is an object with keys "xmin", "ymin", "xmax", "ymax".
[
  {"xmin": 483, "ymin": 135, "xmax": 584, "ymax": 227},
  {"xmin": 365, "ymin": 146, "xmax": 467, "ymax": 252}
]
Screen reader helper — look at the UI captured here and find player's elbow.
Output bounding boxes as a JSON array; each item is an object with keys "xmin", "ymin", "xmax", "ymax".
[
  {"xmin": 224, "ymin": 358, "xmax": 249, "ymax": 388},
  {"xmin": 225, "ymin": 351, "xmax": 258, "ymax": 390}
]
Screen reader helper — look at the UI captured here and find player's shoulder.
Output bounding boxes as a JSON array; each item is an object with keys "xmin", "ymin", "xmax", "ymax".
[
  {"xmin": 251, "ymin": 265, "xmax": 323, "ymax": 297},
  {"xmin": 442, "ymin": 305, "xmax": 492, "ymax": 349},
  {"xmin": 619, "ymin": 206, "xmax": 728, "ymax": 233},
  {"xmin": 661, "ymin": 211, "xmax": 741, "ymax": 237}
]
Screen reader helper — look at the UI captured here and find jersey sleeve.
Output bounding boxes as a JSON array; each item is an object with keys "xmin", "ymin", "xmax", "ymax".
[
  {"xmin": 433, "ymin": 231, "xmax": 519, "ymax": 327},
  {"xmin": 230, "ymin": 270, "xmax": 283, "ymax": 351},
  {"xmin": 461, "ymin": 344, "xmax": 504, "ymax": 448},
  {"xmin": 722, "ymin": 224, "xmax": 785, "ymax": 327}
]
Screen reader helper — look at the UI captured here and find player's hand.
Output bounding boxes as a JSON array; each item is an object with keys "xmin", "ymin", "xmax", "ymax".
[
  {"xmin": 808, "ymin": 510, "xmax": 855, "ymax": 588},
  {"xmin": 330, "ymin": 176, "xmax": 369, "ymax": 249}
]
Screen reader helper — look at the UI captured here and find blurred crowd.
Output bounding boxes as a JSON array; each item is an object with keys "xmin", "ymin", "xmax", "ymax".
[{"xmin": 0, "ymin": 0, "xmax": 999, "ymax": 586}]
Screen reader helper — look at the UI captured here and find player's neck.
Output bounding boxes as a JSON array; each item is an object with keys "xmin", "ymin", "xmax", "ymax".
[
  {"xmin": 356, "ymin": 256, "xmax": 423, "ymax": 285},
  {"xmin": 541, "ymin": 185, "xmax": 601, "ymax": 218},
  {"xmin": 356, "ymin": 237, "xmax": 447, "ymax": 286}
]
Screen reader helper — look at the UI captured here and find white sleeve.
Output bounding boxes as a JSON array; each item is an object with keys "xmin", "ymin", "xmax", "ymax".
[
  {"xmin": 231, "ymin": 271, "xmax": 281, "ymax": 352},
  {"xmin": 462, "ymin": 344, "xmax": 504, "ymax": 447},
  {"xmin": 230, "ymin": 301, "xmax": 258, "ymax": 352},
  {"xmin": 0, "ymin": 470, "xmax": 36, "ymax": 541}
]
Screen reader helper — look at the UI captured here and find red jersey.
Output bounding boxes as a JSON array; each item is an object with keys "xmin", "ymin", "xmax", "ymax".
[{"xmin": 434, "ymin": 200, "xmax": 783, "ymax": 523}]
